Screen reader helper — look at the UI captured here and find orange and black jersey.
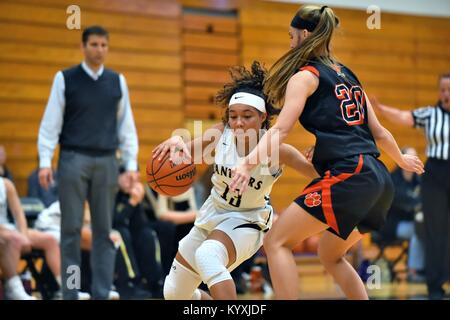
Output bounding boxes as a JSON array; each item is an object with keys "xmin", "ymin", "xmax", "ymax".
[{"xmin": 299, "ymin": 61, "xmax": 379, "ymax": 174}]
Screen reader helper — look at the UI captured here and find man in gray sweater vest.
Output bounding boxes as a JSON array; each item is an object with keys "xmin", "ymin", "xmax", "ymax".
[{"xmin": 38, "ymin": 26, "xmax": 138, "ymax": 300}]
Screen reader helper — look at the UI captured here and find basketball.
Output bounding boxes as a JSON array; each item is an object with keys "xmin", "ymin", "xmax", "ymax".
[{"xmin": 146, "ymin": 152, "xmax": 197, "ymax": 197}]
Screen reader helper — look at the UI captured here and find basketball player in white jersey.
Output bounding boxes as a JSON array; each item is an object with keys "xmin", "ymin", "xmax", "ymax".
[{"xmin": 153, "ymin": 62, "xmax": 318, "ymax": 300}]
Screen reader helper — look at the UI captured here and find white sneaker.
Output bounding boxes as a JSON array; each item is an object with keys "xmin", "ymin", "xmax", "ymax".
[
  {"xmin": 53, "ymin": 290, "xmax": 90, "ymax": 300},
  {"xmin": 74, "ymin": 290, "xmax": 117, "ymax": 299},
  {"xmin": 108, "ymin": 290, "xmax": 120, "ymax": 300},
  {"xmin": 4, "ymin": 276, "xmax": 37, "ymax": 300},
  {"xmin": 77, "ymin": 291, "xmax": 91, "ymax": 300}
]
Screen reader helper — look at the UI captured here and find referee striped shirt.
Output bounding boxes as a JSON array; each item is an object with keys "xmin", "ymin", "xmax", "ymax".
[{"xmin": 412, "ymin": 105, "xmax": 450, "ymax": 160}]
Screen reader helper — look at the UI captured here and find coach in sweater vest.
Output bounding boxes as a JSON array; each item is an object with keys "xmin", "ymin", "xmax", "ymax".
[{"xmin": 38, "ymin": 26, "xmax": 138, "ymax": 300}]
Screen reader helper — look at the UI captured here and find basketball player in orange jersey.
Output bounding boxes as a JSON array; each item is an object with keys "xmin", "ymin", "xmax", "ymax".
[
  {"xmin": 152, "ymin": 62, "xmax": 318, "ymax": 300},
  {"xmin": 229, "ymin": 5, "xmax": 425, "ymax": 299}
]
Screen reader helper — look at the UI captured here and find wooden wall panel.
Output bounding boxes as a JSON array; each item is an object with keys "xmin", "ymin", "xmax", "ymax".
[
  {"xmin": 0, "ymin": 0, "xmax": 182, "ymax": 195},
  {"xmin": 0, "ymin": 2, "xmax": 180, "ymax": 35},
  {"xmin": 1, "ymin": 0, "xmax": 449, "ymax": 211},
  {"xmin": 181, "ymin": 0, "xmax": 238, "ymax": 11},
  {"xmin": 182, "ymin": 7, "xmax": 239, "ymax": 121},
  {"xmin": 240, "ymin": 0, "xmax": 450, "ymax": 211}
]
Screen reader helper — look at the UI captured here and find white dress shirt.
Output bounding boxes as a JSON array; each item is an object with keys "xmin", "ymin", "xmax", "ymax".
[{"xmin": 38, "ymin": 62, "xmax": 138, "ymax": 171}]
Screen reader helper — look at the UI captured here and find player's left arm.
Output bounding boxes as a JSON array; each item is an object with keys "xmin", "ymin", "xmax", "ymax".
[
  {"xmin": 366, "ymin": 93, "xmax": 424, "ymax": 174},
  {"xmin": 279, "ymin": 144, "xmax": 319, "ymax": 179}
]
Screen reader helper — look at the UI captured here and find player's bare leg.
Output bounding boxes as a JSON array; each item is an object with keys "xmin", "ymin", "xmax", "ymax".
[{"xmin": 318, "ymin": 229, "xmax": 368, "ymax": 299}]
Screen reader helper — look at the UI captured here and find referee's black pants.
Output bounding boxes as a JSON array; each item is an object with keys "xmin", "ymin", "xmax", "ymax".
[{"xmin": 421, "ymin": 158, "xmax": 450, "ymax": 299}]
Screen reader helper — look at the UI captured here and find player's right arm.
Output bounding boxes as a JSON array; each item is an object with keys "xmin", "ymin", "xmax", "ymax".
[
  {"xmin": 369, "ymin": 96, "xmax": 414, "ymax": 127},
  {"xmin": 152, "ymin": 122, "xmax": 225, "ymax": 164}
]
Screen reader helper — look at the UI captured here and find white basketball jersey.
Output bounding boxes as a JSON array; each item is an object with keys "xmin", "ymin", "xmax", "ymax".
[{"xmin": 210, "ymin": 127, "xmax": 282, "ymax": 211}]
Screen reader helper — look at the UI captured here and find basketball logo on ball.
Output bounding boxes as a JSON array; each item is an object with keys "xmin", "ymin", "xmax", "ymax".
[{"xmin": 146, "ymin": 152, "xmax": 197, "ymax": 196}]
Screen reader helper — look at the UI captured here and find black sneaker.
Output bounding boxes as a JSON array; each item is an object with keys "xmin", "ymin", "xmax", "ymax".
[{"xmin": 130, "ymin": 286, "xmax": 153, "ymax": 300}]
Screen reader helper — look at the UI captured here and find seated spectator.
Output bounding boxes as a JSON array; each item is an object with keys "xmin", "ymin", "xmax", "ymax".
[
  {"xmin": 0, "ymin": 146, "xmax": 14, "ymax": 221},
  {"xmin": 113, "ymin": 170, "xmax": 162, "ymax": 299},
  {"xmin": 192, "ymin": 165, "xmax": 214, "ymax": 209},
  {"xmin": 0, "ymin": 177, "xmax": 60, "ymax": 298},
  {"xmin": 143, "ymin": 186, "xmax": 197, "ymax": 276},
  {"xmin": 155, "ymin": 188, "xmax": 197, "ymax": 229},
  {"xmin": 34, "ymin": 201, "xmax": 61, "ymax": 243},
  {"xmin": 378, "ymin": 147, "xmax": 425, "ymax": 282},
  {"xmin": 27, "ymin": 165, "xmax": 58, "ymax": 208},
  {"xmin": 141, "ymin": 188, "xmax": 176, "ymax": 278},
  {"xmin": 0, "ymin": 225, "xmax": 36, "ymax": 300},
  {"xmin": 34, "ymin": 201, "xmax": 115, "ymax": 299},
  {"xmin": 0, "ymin": 145, "xmax": 14, "ymax": 182}
]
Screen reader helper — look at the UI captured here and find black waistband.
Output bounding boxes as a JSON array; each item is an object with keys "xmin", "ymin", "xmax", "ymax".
[{"xmin": 61, "ymin": 145, "xmax": 115, "ymax": 157}]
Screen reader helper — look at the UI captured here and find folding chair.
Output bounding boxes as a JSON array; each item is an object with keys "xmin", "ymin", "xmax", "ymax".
[{"xmin": 371, "ymin": 232, "xmax": 409, "ymax": 282}]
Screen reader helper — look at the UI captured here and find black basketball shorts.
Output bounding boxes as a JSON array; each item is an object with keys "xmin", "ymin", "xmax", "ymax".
[{"xmin": 294, "ymin": 154, "xmax": 394, "ymax": 240}]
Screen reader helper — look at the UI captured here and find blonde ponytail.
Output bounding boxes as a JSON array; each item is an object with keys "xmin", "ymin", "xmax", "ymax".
[{"xmin": 264, "ymin": 5, "xmax": 339, "ymax": 106}]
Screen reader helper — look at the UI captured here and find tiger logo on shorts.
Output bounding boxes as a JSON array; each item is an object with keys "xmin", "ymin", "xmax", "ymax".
[{"xmin": 304, "ymin": 192, "xmax": 321, "ymax": 207}]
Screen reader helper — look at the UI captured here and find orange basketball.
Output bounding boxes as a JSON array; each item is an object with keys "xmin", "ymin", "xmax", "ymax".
[{"xmin": 146, "ymin": 153, "xmax": 197, "ymax": 197}]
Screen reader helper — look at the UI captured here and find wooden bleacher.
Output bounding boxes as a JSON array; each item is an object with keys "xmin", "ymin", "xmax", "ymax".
[
  {"xmin": 240, "ymin": 0, "xmax": 450, "ymax": 210},
  {"xmin": 0, "ymin": 0, "xmax": 183, "ymax": 194},
  {"xmin": 0, "ymin": 0, "xmax": 449, "ymax": 215},
  {"xmin": 182, "ymin": 4, "xmax": 239, "ymax": 121}
]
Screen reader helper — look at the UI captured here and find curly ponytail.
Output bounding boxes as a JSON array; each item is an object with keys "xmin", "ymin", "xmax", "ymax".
[{"xmin": 215, "ymin": 61, "xmax": 280, "ymax": 130}]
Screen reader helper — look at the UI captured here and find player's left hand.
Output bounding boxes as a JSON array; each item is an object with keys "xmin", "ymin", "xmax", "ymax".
[
  {"xmin": 230, "ymin": 164, "xmax": 251, "ymax": 195},
  {"xmin": 399, "ymin": 154, "xmax": 425, "ymax": 175}
]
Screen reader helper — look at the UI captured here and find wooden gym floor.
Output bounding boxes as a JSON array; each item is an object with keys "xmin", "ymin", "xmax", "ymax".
[{"xmin": 238, "ymin": 251, "xmax": 449, "ymax": 300}]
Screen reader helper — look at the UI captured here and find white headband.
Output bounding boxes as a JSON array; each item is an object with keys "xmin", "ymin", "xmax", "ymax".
[{"xmin": 228, "ymin": 92, "xmax": 266, "ymax": 114}]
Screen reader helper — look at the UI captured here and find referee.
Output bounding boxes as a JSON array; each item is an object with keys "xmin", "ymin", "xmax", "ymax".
[{"xmin": 371, "ymin": 73, "xmax": 450, "ymax": 299}]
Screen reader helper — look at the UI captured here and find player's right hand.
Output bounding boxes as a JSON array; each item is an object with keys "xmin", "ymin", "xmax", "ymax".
[
  {"xmin": 152, "ymin": 136, "xmax": 191, "ymax": 164},
  {"xmin": 399, "ymin": 154, "xmax": 425, "ymax": 175},
  {"xmin": 38, "ymin": 168, "xmax": 54, "ymax": 191}
]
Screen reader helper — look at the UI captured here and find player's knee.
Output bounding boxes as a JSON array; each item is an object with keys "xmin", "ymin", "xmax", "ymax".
[
  {"xmin": 263, "ymin": 231, "xmax": 286, "ymax": 253},
  {"xmin": 318, "ymin": 245, "xmax": 342, "ymax": 266},
  {"xmin": 163, "ymin": 259, "xmax": 201, "ymax": 300},
  {"xmin": 194, "ymin": 240, "xmax": 232, "ymax": 288},
  {"xmin": 263, "ymin": 232, "xmax": 276, "ymax": 252}
]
